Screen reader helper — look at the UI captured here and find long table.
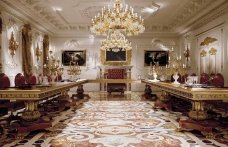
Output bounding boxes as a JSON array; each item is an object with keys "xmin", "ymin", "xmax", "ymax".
[
  {"xmin": 142, "ymin": 79, "xmax": 228, "ymax": 120},
  {"xmin": 0, "ymin": 79, "xmax": 87, "ymax": 120}
]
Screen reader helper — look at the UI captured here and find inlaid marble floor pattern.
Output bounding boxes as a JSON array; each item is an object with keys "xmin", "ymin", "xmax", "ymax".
[{"xmin": 2, "ymin": 92, "xmax": 227, "ymax": 147}]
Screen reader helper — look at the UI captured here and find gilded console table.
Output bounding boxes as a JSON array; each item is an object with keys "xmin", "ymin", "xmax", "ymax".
[
  {"xmin": 142, "ymin": 79, "xmax": 228, "ymax": 120},
  {"xmin": 88, "ymin": 79, "xmax": 141, "ymax": 83},
  {"xmin": 0, "ymin": 80, "xmax": 87, "ymax": 121}
]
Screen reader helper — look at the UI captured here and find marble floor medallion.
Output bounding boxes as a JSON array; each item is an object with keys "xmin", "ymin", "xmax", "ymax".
[
  {"xmin": 45, "ymin": 101, "xmax": 194, "ymax": 147},
  {"xmin": 2, "ymin": 92, "xmax": 227, "ymax": 147}
]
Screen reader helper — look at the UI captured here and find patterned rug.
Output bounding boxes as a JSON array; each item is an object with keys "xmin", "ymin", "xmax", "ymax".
[{"xmin": 2, "ymin": 92, "xmax": 227, "ymax": 147}]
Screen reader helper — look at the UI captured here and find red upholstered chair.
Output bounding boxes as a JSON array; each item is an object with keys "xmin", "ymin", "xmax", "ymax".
[
  {"xmin": 200, "ymin": 73, "xmax": 210, "ymax": 84},
  {"xmin": 55, "ymin": 74, "xmax": 62, "ymax": 82},
  {"xmin": 0, "ymin": 73, "xmax": 10, "ymax": 89},
  {"xmin": 181, "ymin": 74, "xmax": 188, "ymax": 84},
  {"xmin": 211, "ymin": 73, "xmax": 224, "ymax": 87},
  {"xmin": 106, "ymin": 69, "xmax": 126, "ymax": 95},
  {"xmin": 27, "ymin": 74, "xmax": 37, "ymax": 85},
  {"xmin": 191, "ymin": 73, "xmax": 197, "ymax": 76},
  {"xmin": 15, "ymin": 73, "xmax": 26, "ymax": 87},
  {"xmin": 48, "ymin": 75, "xmax": 52, "ymax": 82},
  {"xmin": 0, "ymin": 73, "xmax": 11, "ymax": 116}
]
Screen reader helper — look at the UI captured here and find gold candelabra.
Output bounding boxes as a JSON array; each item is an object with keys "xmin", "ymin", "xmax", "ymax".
[
  {"xmin": 67, "ymin": 56, "xmax": 81, "ymax": 81},
  {"xmin": 43, "ymin": 50, "xmax": 64, "ymax": 83},
  {"xmin": 184, "ymin": 45, "xmax": 190, "ymax": 68},
  {"xmin": 35, "ymin": 43, "xmax": 42, "ymax": 62},
  {"xmin": 148, "ymin": 62, "xmax": 160, "ymax": 82},
  {"xmin": 9, "ymin": 32, "xmax": 18, "ymax": 57},
  {"xmin": 165, "ymin": 48, "xmax": 188, "ymax": 84}
]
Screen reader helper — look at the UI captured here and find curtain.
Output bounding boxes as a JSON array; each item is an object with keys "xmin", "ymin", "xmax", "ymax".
[
  {"xmin": 0, "ymin": 16, "xmax": 2, "ymax": 73},
  {"xmin": 22, "ymin": 24, "xmax": 32, "ymax": 79},
  {"xmin": 43, "ymin": 34, "xmax": 49, "ymax": 75}
]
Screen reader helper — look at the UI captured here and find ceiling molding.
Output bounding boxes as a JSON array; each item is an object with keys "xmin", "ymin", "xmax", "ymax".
[
  {"xmin": 177, "ymin": 0, "xmax": 228, "ymax": 34},
  {"xmin": 0, "ymin": 0, "xmax": 226, "ymax": 38},
  {"xmin": 0, "ymin": 0, "xmax": 55, "ymax": 34}
]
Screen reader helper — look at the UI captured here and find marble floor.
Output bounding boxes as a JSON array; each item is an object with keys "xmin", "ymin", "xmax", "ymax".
[{"xmin": 1, "ymin": 92, "xmax": 227, "ymax": 147}]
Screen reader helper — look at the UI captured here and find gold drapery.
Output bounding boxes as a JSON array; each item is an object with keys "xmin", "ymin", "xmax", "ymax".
[
  {"xmin": 0, "ymin": 16, "xmax": 2, "ymax": 73},
  {"xmin": 22, "ymin": 24, "xmax": 32, "ymax": 79},
  {"xmin": 43, "ymin": 34, "xmax": 49, "ymax": 75}
]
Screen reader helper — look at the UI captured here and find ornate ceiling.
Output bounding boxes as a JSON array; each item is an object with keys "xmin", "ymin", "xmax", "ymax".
[{"xmin": 0, "ymin": 0, "xmax": 227, "ymax": 37}]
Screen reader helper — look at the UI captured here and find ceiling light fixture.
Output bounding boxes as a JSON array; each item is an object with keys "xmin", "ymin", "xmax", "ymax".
[
  {"xmin": 52, "ymin": 6, "xmax": 63, "ymax": 12},
  {"xmin": 101, "ymin": 30, "xmax": 132, "ymax": 52},
  {"xmin": 141, "ymin": 2, "xmax": 160, "ymax": 14},
  {"xmin": 90, "ymin": 0, "xmax": 145, "ymax": 36}
]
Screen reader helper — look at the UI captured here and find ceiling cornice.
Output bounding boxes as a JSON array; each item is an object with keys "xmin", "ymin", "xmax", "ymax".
[
  {"xmin": 1, "ymin": 0, "xmax": 226, "ymax": 38},
  {"xmin": 0, "ymin": 0, "xmax": 56, "ymax": 35},
  {"xmin": 178, "ymin": 0, "xmax": 228, "ymax": 35}
]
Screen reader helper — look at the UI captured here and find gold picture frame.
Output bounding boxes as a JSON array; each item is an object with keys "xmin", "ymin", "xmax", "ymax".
[
  {"xmin": 144, "ymin": 50, "xmax": 169, "ymax": 66},
  {"xmin": 100, "ymin": 49, "xmax": 132, "ymax": 66},
  {"xmin": 62, "ymin": 50, "xmax": 86, "ymax": 66}
]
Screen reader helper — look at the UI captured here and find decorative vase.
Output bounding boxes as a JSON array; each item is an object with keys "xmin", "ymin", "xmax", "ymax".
[
  {"xmin": 152, "ymin": 73, "xmax": 159, "ymax": 82},
  {"xmin": 51, "ymin": 74, "xmax": 56, "ymax": 84},
  {"xmin": 173, "ymin": 72, "xmax": 180, "ymax": 84}
]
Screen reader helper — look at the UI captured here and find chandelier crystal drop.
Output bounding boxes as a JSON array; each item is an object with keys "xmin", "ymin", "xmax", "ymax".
[
  {"xmin": 101, "ymin": 30, "xmax": 132, "ymax": 51},
  {"xmin": 90, "ymin": 0, "xmax": 145, "ymax": 36}
]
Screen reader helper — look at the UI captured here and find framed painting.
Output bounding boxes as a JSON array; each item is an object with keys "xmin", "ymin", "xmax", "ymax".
[
  {"xmin": 144, "ymin": 50, "xmax": 169, "ymax": 66},
  {"xmin": 101, "ymin": 48, "xmax": 132, "ymax": 66},
  {"xmin": 62, "ymin": 50, "xmax": 86, "ymax": 66}
]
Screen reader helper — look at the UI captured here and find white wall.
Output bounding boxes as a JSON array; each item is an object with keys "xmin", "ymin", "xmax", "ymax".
[
  {"xmin": 51, "ymin": 36, "xmax": 180, "ymax": 91},
  {"xmin": 0, "ymin": 11, "xmax": 45, "ymax": 86},
  {"xmin": 181, "ymin": 12, "xmax": 228, "ymax": 86}
]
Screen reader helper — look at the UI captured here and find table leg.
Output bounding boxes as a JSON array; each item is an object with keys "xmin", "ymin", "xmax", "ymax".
[
  {"xmin": 154, "ymin": 91, "xmax": 171, "ymax": 110},
  {"xmin": 188, "ymin": 101, "xmax": 208, "ymax": 120},
  {"xmin": 21, "ymin": 101, "xmax": 41, "ymax": 121},
  {"xmin": 61, "ymin": 90, "xmax": 70, "ymax": 100}
]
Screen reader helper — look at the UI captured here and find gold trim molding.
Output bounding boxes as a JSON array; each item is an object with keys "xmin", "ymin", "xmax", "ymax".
[
  {"xmin": 200, "ymin": 49, "xmax": 207, "ymax": 57},
  {"xmin": 101, "ymin": 49, "xmax": 132, "ymax": 66},
  {"xmin": 200, "ymin": 37, "xmax": 217, "ymax": 46},
  {"xmin": 209, "ymin": 47, "xmax": 217, "ymax": 55}
]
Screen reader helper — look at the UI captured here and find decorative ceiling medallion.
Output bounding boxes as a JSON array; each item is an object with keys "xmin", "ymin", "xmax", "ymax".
[
  {"xmin": 170, "ymin": 0, "xmax": 215, "ymax": 27},
  {"xmin": 82, "ymin": 6, "xmax": 104, "ymax": 19}
]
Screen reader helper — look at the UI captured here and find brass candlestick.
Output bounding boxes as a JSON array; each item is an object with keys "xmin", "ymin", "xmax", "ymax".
[
  {"xmin": 67, "ymin": 56, "xmax": 81, "ymax": 81},
  {"xmin": 9, "ymin": 32, "xmax": 18, "ymax": 57},
  {"xmin": 43, "ymin": 50, "xmax": 64, "ymax": 83}
]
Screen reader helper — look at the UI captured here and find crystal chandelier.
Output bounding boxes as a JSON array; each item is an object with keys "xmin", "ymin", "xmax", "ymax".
[
  {"xmin": 101, "ymin": 30, "xmax": 132, "ymax": 52},
  {"xmin": 90, "ymin": 0, "xmax": 145, "ymax": 36}
]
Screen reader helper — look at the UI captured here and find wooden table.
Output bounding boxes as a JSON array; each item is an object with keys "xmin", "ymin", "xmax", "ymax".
[
  {"xmin": 88, "ymin": 79, "xmax": 141, "ymax": 91},
  {"xmin": 142, "ymin": 79, "xmax": 228, "ymax": 120},
  {"xmin": 142, "ymin": 79, "xmax": 228, "ymax": 137},
  {"xmin": 0, "ymin": 80, "xmax": 87, "ymax": 121}
]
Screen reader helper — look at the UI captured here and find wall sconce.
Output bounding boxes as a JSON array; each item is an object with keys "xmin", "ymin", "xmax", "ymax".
[
  {"xmin": 35, "ymin": 43, "xmax": 42, "ymax": 61},
  {"xmin": 184, "ymin": 45, "xmax": 190, "ymax": 67},
  {"xmin": 9, "ymin": 32, "xmax": 18, "ymax": 57}
]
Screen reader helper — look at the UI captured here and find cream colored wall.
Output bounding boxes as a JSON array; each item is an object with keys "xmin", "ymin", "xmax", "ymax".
[
  {"xmin": 0, "ymin": 11, "xmax": 45, "ymax": 86},
  {"xmin": 181, "ymin": 12, "xmax": 228, "ymax": 86},
  {"xmin": 2, "ymin": 7, "xmax": 228, "ymax": 90},
  {"xmin": 51, "ymin": 36, "xmax": 180, "ymax": 91}
]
